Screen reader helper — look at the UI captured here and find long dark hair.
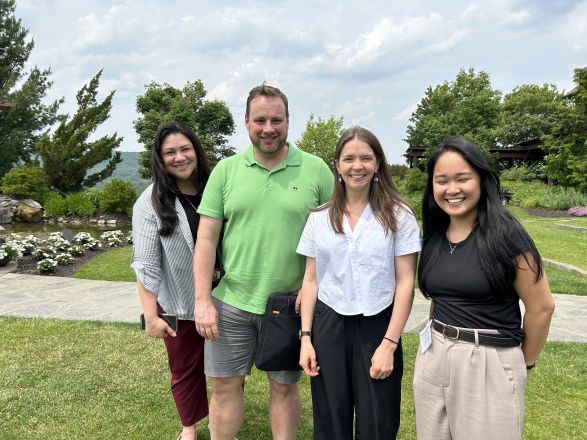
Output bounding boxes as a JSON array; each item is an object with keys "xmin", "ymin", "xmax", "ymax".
[
  {"xmin": 320, "ymin": 126, "xmax": 408, "ymax": 234},
  {"xmin": 418, "ymin": 136, "xmax": 542, "ymax": 299},
  {"xmin": 151, "ymin": 121, "xmax": 211, "ymax": 236}
]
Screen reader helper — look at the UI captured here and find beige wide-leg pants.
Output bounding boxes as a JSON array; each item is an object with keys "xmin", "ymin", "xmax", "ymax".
[{"xmin": 413, "ymin": 326, "xmax": 527, "ymax": 440}]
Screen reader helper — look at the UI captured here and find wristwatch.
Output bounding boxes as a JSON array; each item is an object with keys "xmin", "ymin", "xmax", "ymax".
[{"xmin": 299, "ymin": 330, "xmax": 311, "ymax": 339}]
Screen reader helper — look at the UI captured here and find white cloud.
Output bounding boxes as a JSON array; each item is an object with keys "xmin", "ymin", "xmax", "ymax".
[{"xmin": 12, "ymin": 0, "xmax": 585, "ymax": 164}]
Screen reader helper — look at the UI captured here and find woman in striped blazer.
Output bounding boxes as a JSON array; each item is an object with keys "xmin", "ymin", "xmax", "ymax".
[{"xmin": 131, "ymin": 121, "xmax": 211, "ymax": 440}]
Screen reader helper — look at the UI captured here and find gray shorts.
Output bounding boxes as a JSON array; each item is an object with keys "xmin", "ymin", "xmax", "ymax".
[{"xmin": 204, "ymin": 296, "xmax": 302, "ymax": 385}]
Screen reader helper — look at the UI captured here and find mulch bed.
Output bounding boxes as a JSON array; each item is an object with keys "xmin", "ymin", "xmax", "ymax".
[{"xmin": 527, "ymin": 208, "xmax": 573, "ymax": 218}]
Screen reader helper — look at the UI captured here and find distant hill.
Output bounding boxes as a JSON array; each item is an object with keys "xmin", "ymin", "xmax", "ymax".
[{"xmin": 93, "ymin": 151, "xmax": 151, "ymax": 193}]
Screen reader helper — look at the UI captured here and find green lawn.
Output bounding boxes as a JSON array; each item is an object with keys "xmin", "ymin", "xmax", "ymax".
[
  {"xmin": 0, "ymin": 317, "xmax": 584, "ymax": 439},
  {"xmin": 73, "ymin": 246, "xmax": 135, "ymax": 282},
  {"xmin": 508, "ymin": 206, "xmax": 587, "ymax": 270},
  {"xmin": 545, "ymin": 265, "xmax": 587, "ymax": 296}
]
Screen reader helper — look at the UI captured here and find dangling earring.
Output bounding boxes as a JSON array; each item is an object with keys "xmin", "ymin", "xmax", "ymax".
[
  {"xmin": 338, "ymin": 176, "xmax": 342, "ymax": 183},
  {"xmin": 373, "ymin": 173, "xmax": 379, "ymax": 183}
]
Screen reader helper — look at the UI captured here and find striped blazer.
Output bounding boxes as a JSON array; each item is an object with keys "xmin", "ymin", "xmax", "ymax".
[{"xmin": 131, "ymin": 184, "xmax": 196, "ymax": 320}]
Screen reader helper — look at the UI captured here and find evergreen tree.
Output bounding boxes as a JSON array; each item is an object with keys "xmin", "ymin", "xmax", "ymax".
[
  {"xmin": 37, "ymin": 70, "xmax": 122, "ymax": 193},
  {"xmin": 134, "ymin": 80, "xmax": 235, "ymax": 178},
  {"xmin": 0, "ymin": 0, "xmax": 61, "ymax": 177}
]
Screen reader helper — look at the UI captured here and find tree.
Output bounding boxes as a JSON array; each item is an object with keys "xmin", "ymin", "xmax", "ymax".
[
  {"xmin": 134, "ymin": 80, "xmax": 235, "ymax": 178},
  {"xmin": 496, "ymin": 83, "xmax": 566, "ymax": 146},
  {"xmin": 37, "ymin": 70, "xmax": 123, "ymax": 193},
  {"xmin": 296, "ymin": 114, "xmax": 344, "ymax": 169},
  {"xmin": 0, "ymin": 0, "xmax": 61, "ymax": 178},
  {"xmin": 405, "ymin": 68, "xmax": 502, "ymax": 158},
  {"xmin": 543, "ymin": 68, "xmax": 587, "ymax": 190}
]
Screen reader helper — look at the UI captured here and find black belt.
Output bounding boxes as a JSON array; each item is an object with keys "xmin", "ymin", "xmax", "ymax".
[{"xmin": 432, "ymin": 321, "xmax": 519, "ymax": 348}]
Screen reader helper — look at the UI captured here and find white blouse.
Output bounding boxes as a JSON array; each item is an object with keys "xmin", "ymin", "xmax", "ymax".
[{"xmin": 296, "ymin": 203, "xmax": 421, "ymax": 316}]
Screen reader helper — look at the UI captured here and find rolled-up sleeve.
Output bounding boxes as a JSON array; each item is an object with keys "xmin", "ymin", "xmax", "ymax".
[{"xmin": 131, "ymin": 191, "xmax": 162, "ymax": 295}]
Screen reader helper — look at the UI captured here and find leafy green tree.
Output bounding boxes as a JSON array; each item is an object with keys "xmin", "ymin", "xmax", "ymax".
[
  {"xmin": 497, "ymin": 83, "xmax": 566, "ymax": 146},
  {"xmin": 543, "ymin": 68, "xmax": 587, "ymax": 190},
  {"xmin": 37, "ymin": 70, "xmax": 123, "ymax": 193},
  {"xmin": 0, "ymin": 0, "xmax": 61, "ymax": 177},
  {"xmin": 134, "ymin": 80, "xmax": 235, "ymax": 178},
  {"xmin": 405, "ymin": 68, "xmax": 502, "ymax": 158},
  {"xmin": 296, "ymin": 114, "xmax": 344, "ymax": 169}
]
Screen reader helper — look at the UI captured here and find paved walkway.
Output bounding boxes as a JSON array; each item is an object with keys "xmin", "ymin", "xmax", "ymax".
[{"xmin": 0, "ymin": 261, "xmax": 585, "ymax": 342}]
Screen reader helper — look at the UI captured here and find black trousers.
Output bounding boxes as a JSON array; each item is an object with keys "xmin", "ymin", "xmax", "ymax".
[{"xmin": 311, "ymin": 300, "xmax": 403, "ymax": 440}]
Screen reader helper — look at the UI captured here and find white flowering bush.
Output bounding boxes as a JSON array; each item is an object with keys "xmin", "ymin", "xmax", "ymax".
[
  {"xmin": 74, "ymin": 232, "xmax": 101, "ymax": 250},
  {"xmin": 126, "ymin": 231, "xmax": 133, "ymax": 244},
  {"xmin": 37, "ymin": 258, "xmax": 58, "ymax": 273},
  {"xmin": 70, "ymin": 245, "xmax": 85, "ymax": 257},
  {"xmin": 19, "ymin": 235, "xmax": 40, "ymax": 256},
  {"xmin": 55, "ymin": 253, "xmax": 74, "ymax": 266},
  {"xmin": 1, "ymin": 242, "xmax": 23, "ymax": 261},
  {"xmin": 101, "ymin": 230, "xmax": 124, "ymax": 247},
  {"xmin": 33, "ymin": 243, "xmax": 57, "ymax": 260}
]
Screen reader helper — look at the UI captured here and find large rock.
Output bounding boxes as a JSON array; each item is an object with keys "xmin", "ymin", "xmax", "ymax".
[
  {"xmin": 14, "ymin": 199, "xmax": 43, "ymax": 223},
  {"xmin": 0, "ymin": 195, "xmax": 19, "ymax": 224}
]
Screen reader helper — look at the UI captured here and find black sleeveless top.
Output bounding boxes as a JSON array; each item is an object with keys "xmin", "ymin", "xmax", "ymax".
[{"xmin": 426, "ymin": 230, "xmax": 524, "ymax": 342}]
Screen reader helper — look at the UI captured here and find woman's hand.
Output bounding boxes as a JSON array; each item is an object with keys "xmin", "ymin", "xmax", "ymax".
[
  {"xmin": 369, "ymin": 341, "xmax": 396, "ymax": 380},
  {"xmin": 145, "ymin": 315, "xmax": 177, "ymax": 338},
  {"xmin": 299, "ymin": 340, "xmax": 320, "ymax": 377}
]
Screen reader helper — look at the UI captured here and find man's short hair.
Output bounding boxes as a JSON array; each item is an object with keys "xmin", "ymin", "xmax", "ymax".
[{"xmin": 246, "ymin": 83, "xmax": 289, "ymax": 120}]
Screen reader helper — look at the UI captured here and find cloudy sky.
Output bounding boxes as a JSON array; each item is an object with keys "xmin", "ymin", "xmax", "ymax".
[{"xmin": 15, "ymin": 0, "xmax": 587, "ymax": 164}]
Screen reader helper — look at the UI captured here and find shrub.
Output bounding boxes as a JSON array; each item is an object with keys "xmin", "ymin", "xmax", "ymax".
[
  {"xmin": 500, "ymin": 165, "xmax": 543, "ymax": 182},
  {"xmin": 541, "ymin": 187, "xmax": 587, "ymax": 211},
  {"xmin": 0, "ymin": 164, "xmax": 50, "ymax": 202},
  {"xmin": 55, "ymin": 253, "xmax": 74, "ymax": 266},
  {"xmin": 44, "ymin": 195, "xmax": 68, "ymax": 217},
  {"xmin": 99, "ymin": 179, "xmax": 138, "ymax": 215},
  {"xmin": 101, "ymin": 230, "xmax": 124, "ymax": 247},
  {"xmin": 568, "ymin": 206, "xmax": 587, "ymax": 216},
  {"xmin": 402, "ymin": 192, "xmax": 422, "ymax": 220},
  {"xmin": 66, "ymin": 192, "xmax": 97, "ymax": 217},
  {"xmin": 37, "ymin": 258, "xmax": 58, "ymax": 273},
  {"xmin": 400, "ymin": 168, "xmax": 427, "ymax": 194}
]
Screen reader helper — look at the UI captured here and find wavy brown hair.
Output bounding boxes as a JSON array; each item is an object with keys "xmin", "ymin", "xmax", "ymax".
[{"xmin": 320, "ymin": 126, "xmax": 408, "ymax": 234}]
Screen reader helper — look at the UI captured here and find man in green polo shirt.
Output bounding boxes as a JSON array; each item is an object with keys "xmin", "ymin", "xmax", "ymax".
[{"xmin": 194, "ymin": 84, "xmax": 333, "ymax": 440}]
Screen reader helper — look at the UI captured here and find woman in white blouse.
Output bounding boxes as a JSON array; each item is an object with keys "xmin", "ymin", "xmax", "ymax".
[{"xmin": 297, "ymin": 126, "xmax": 421, "ymax": 439}]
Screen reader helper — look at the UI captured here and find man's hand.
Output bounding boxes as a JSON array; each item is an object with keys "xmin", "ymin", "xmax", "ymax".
[{"xmin": 195, "ymin": 298, "xmax": 219, "ymax": 341}]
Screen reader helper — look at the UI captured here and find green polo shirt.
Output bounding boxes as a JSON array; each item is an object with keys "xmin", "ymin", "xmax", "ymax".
[{"xmin": 198, "ymin": 144, "xmax": 334, "ymax": 314}]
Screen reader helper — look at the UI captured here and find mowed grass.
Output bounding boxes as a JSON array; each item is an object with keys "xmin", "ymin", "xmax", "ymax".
[
  {"xmin": 508, "ymin": 206, "xmax": 587, "ymax": 270},
  {"xmin": 0, "ymin": 317, "xmax": 585, "ymax": 439},
  {"xmin": 544, "ymin": 265, "xmax": 587, "ymax": 296},
  {"xmin": 73, "ymin": 246, "xmax": 135, "ymax": 282}
]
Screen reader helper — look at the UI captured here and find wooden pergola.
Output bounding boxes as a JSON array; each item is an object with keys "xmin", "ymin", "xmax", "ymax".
[{"xmin": 404, "ymin": 138, "xmax": 544, "ymax": 168}]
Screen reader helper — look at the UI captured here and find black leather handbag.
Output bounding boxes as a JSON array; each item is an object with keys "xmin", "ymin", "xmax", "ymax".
[{"xmin": 255, "ymin": 291, "xmax": 302, "ymax": 371}]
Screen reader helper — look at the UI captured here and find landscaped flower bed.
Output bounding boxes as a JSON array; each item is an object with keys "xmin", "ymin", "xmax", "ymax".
[{"xmin": 4, "ymin": 230, "xmax": 132, "ymax": 275}]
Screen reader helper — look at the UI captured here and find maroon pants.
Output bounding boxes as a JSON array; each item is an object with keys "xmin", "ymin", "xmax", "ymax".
[{"xmin": 159, "ymin": 305, "xmax": 208, "ymax": 426}]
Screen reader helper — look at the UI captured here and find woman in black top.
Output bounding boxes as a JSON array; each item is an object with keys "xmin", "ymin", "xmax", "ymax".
[{"xmin": 413, "ymin": 137, "xmax": 554, "ymax": 440}]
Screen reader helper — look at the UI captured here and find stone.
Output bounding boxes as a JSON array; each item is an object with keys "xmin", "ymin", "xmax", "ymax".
[
  {"xmin": 106, "ymin": 219, "xmax": 117, "ymax": 225},
  {"xmin": 14, "ymin": 199, "xmax": 43, "ymax": 223}
]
